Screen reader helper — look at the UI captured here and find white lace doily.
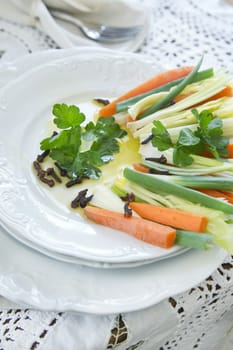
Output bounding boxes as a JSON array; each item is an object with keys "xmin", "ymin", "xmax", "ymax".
[
  {"xmin": 1, "ymin": 0, "xmax": 233, "ymax": 349},
  {"xmin": 0, "ymin": 19, "xmax": 58, "ymax": 62}
]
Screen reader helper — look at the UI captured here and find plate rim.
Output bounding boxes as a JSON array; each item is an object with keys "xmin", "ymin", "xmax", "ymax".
[
  {"xmin": 0, "ymin": 48, "xmax": 222, "ymax": 270},
  {"xmin": 0, "ymin": 222, "xmax": 228, "ymax": 314}
]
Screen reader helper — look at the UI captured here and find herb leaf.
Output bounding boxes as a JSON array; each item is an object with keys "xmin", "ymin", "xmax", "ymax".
[
  {"xmin": 53, "ymin": 104, "xmax": 85, "ymax": 129},
  {"xmin": 151, "ymin": 109, "xmax": 229, "ymax": 166},
  {"xmin": 193, "ymin": 109, "xmax": 229, "ymax": 158},
  {"xmin": 40, "ymin": 104, "xmax": 127, "ymax": 180},
  {"xmin": 173, "ymin": 146, "xmax": 194, "ymax": 166},
  {"xmin": 178, "ymin": 128, "xmax": 200, "ymax": 147},
  {"xmin": 152, "ymin": 120, "xmax": 173, "ymax": 150}
]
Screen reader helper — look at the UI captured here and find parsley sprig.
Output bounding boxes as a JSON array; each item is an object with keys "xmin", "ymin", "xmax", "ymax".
[
  {"xmin": 40, "ymin": 103, "xmax": 127, "ymax": 179},
  {"xmin": 152, "ymin": 109, "xmax": 229, "ymax": 166}
]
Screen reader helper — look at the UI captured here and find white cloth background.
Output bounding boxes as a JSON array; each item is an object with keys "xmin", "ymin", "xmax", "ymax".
[
  {"xmin": 0, "ymin": 0, "xmax": 144, "ymax": 49},
  {"xmin": 1, "ymin": 0, "xmax": 233, "ymax": 349}
]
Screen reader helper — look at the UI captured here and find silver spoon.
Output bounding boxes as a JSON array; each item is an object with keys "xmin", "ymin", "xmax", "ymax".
[{"xmin": 51, "ymin": 9, "xmax": 143, "ymax": 43}]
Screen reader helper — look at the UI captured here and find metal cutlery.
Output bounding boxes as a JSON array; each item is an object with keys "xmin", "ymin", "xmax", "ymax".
[{"xmin": 51, "ymin": 9, "xmax": 142, "ymax": 43}]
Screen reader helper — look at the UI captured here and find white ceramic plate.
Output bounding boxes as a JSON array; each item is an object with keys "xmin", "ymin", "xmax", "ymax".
[
  {"xmin": 0, "ymin": 48, "xmax": 80, "ymax": 88},
  {"xmin": 2, "ymin": 220, "xmax": 189, "ymax": 268},
  {"xmin": 0, "ymin": 48, "xmax": 189, "ymax": 268},
  {"xmin": 0, "ymin": 49, "xmax": 189, "ymax": 265},
  {"xmin": 0, "ymin": 47, "xmax": 114, "ymax": 88},
  {"xmin": 0, "ymin": 223, "xmax": 227, "ymax": 314},
  {"xmin": 0, "ymin": 49, "xmax": 187, "ymax": 263}
]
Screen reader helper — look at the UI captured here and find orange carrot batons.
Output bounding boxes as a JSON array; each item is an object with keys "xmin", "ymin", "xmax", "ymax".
[
  {"xmin": 129, "ymin": 202, "xmax": 208, "ymax": 233},
  {"xmin": 98, "ymin": 66, "xmax": 193, "ymax": 117},
  {"xmin": 84, "ymin": 206, "xmax": 176, "ymax": 248},
  {"xmin": 133, "ymin": 163, "xmax": 150, "ymax": 173},
  {"xmin": 197, "ymin": 189, "xmax": 233, "ymax": 205}
]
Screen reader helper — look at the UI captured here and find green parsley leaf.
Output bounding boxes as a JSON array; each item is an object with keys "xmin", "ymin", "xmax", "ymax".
[
  {"xmin": 53, "ymin": 104, "xmax": 85, "ymax": 129},
  {"xmin": 151, "ymin": 108, "xmax": 229, "ymax": 167},
  {"xmin": 152, "ymin": 120, "xmax": 173, "ymax": 151},
  {"xmin": 173, "ymin": 146, "xmax": 194, "ymax": 166},
  {"xmin": 192, "ymin": 108, "xmax": 229, "ymax": 158},
  {"xmin": 178, "ymin": 128, "xmax": 200, "ymax": 147},
  {"xmin": 40, "ymin": 103, "xmax": 127, "ymax": 180}
]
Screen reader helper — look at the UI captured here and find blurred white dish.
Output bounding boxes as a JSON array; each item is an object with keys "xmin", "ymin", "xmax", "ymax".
[{"xmin": 5, "ymin": 0, "xmax": 150, "ymax": 51}]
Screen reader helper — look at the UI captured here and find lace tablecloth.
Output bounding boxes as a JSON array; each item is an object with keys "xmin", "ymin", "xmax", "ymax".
[{"xmin": 1, "ymin": 0, "xmax": 233, "ymax": 349}]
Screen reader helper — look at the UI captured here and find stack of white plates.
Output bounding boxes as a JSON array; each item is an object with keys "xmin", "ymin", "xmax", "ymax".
[{"xmin": 0, "ymin": 48, "xmax": 227, "ymax": 314}]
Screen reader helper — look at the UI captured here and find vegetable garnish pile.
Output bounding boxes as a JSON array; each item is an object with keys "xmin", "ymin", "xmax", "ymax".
[{"xmin": 34, "ymin": 57, "xmax": 233, "ymax": 254}]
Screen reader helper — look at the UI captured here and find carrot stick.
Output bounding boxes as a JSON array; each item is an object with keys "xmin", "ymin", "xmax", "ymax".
[
  {"xmin": 193, "ymin": 86, "xmax": 233, "ymax": 110},
  {"xmin": 203, "ymin": 144, "xmax": 233, "ymax": 158},
  {"xmin": 196, "ymin": 188, "xmax": 225, "ymax": 198},
  {"xmin": 84, "ymin": 205, "xmax": 176, "ymax": 248},
  {"xmin": 98, "ymin": 66, "xmax": 193, "ymax": 117},
  {"xmin": 167, "ymin": 86, "xmax": 233, "ymax": 105},
  {"xmin": 133, "ymin": 163, "xmax": 150, "ymax": 173},
  {"xmin": 173, "ymin": 93, "xmax": 192, "ymax": 103},
  {"xmin": 226, "ymin": 144, "xmax": 233, "ymax": 158},
  {"xmin": 204, "ymin": 85, "xmax": 233, "ymax": 102},
  {"xmin": 129, "ymin": 202, "xmax": 208, "ymax": 233},
  {"xmin": 126, "ymin": 116, "xmax": 134, "ymax": 123},
  {"xmin": 197, "ymin": 188, "xmax": 233, "ymax": 204},
  {"xmin": 220, "ymin": 191, "xmax": 233, "ymax": 200},
  {"xmin": 220, "ymin": 192, "xmax": 233, "ymax": 204}
]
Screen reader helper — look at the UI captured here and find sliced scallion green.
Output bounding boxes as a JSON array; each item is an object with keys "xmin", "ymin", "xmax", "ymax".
[
  {"xmin": 144, "ymin": 174, "xmax": 233, "ymax": 191},
  {"xmin": 123, "ymin": 167, "xmax": 233, "ymax": 214},
  {"xmin": 176, "ymin": 230, "xmax": 213, "ymax": 250}
]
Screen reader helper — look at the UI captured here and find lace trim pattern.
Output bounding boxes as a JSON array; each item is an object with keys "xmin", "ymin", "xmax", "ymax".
[{"xmin": 1, "ymin": 0, "xmax": 233, "ymax": 349}]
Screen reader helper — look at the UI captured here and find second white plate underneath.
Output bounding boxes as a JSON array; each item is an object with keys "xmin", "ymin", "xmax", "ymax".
[{"xmin": 0, "ymin": 223, "xmax": 227, "ymax": 314}]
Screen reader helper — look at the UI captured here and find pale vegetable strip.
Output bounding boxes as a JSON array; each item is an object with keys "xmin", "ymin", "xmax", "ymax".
[
  {"xmin": 134, "ymin": 97, "xmax": 233, "ymax": 140},
  {"xmin": 116, "ymin": 68, "xmax": 214, "ymax": 113},
  {"xmin": 142, "ymin": 158, "xmax": 233, "ymax": 176},
  {"xmin": 128, "ymin": 73, "xmax": 230, "ymax": 134},
  {"xmin": 139, "ymin": 56, "xmax": 203, "ymax": 119},
  {"xmin": 98, "ymin": 66, "xmax": 194, "ymax": 117},
  {"xmin": 123, "ymin": 168, "xmax": 233, "ymax": 214}
]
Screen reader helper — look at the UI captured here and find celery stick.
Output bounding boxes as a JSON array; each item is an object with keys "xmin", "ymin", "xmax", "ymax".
[
  {"xmin": 111, "ymin": 184, "xmax": 128, "ymax": 198},
  {"xmin": 123, "ymin": 168, "xmax": 233, "ymax": 214},
  {"xmin": 142, "ymin": 159, "xmax": 233, "ymax": 176},
  {"xmin": 111, "ymin": 184, "xmax": 148, "ymax": 203},
  {"xmin": 176, "ymin": 230, "xmax": 213, "ymax": 250}
]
